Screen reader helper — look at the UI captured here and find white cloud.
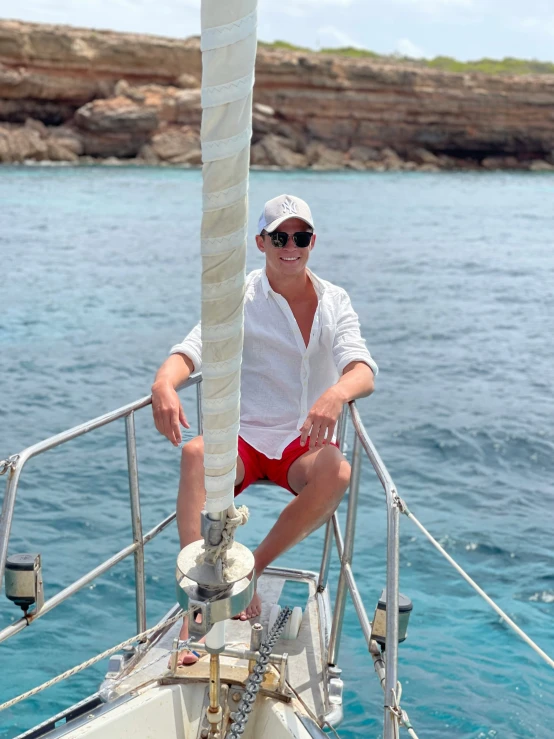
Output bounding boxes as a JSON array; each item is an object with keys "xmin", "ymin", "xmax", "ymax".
[
  {"xmin": 280, "ymin": 5, "xmax": 307, "ymax": 18},
  {"xmin": 270, "ymin": 0, "xmax": 354, "ymax": 17},
  {"xmin": 392, "ymin": 0, "xmax": 474, "ymax": 13},
  {"xmin": 521, "ymin": 15, "xmax": 554, "ymax": 38},
  {"xmin": 395, "ymin": 37, "xmax": 427, "ymax": 57},
  {"xmin": 291, "ymin": 0, "xmax": 355, "ymax": 4},
  {"xmin": 316, "ymin": 25, "xmax": 362, "ymax": 49}
]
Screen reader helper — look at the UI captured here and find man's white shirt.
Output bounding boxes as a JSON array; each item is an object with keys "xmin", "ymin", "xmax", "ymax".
[{"xmin": 170, "ymin": 268, "xmax": 378, "ymax": 459}]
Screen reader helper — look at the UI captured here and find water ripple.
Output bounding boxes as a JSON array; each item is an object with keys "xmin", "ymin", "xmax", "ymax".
[{"xmin": 1, "ymin": 169, "xmax": 553, "ymax": 738}]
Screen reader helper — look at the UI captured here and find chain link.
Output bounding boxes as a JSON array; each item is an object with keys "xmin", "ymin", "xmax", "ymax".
[
  {"xmin": 228, "ymin": 606, "xmax": 292, "ymax": 738},
  {"xmin": 0, "ymin": 454, "xmax": 19, "ymax": 476}
]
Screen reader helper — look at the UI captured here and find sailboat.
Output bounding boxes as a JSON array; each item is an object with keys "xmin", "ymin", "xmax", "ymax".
[
  {"xmin": 0, "ymin": 383, "xmax": 410, "ymax": 739},
  {"xmin": 1, "ymin": 2, "xmax": 551, "ymax": 738}
]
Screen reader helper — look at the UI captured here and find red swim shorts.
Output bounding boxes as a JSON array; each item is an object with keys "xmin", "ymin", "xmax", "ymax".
[{"xmin": 235, "ymin": 435, "xmax": 338, "ymax": 496}]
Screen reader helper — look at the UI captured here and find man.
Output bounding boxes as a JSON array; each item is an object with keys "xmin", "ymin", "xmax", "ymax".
[{"xmin": 152, "ymin": 194, "xmax": 377, "ymax": 665}]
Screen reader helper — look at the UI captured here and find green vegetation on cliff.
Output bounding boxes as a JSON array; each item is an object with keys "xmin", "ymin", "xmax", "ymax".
[
  {"xmin": 426, "ymin": 56, "xmax": 554, "ymax": 75},
  {"xmin": 259, "ymin": 41, "xmax": 554, "ymax": 75}
]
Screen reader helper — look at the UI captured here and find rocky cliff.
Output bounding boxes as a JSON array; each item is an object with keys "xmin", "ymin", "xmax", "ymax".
[{"xmin": 1, "ymin": 19, "xmax": 554, "ymax": 170}]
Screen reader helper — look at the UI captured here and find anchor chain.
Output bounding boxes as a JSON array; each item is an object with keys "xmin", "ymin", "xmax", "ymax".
[{"xmin": 227, "ymin": 606, "xmax": 292, "ymax": 738}]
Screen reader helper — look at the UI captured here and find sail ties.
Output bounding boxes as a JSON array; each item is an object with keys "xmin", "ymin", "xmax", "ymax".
[
  {"xmin": 200, "ymin": 0, "xmax": 257, "ymax": 515},
  {"xmin": 196, "ymin": 504, "xmax": 250, "ymax": 577}
]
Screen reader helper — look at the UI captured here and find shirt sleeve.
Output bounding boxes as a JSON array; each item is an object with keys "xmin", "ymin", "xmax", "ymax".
[
  {"xmin": 169, "ymin": 321, "xmax": 202, "ymax": 372},
  {"xmin": 332, "ymin": 290, "xmax": 378, "ymax": 377}
]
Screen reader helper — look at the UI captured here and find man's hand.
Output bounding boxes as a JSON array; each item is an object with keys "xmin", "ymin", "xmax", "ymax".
[
  {"xmin": 300, "ymin": 386, "xmax": 345, "ymax": 449},
  {"xmin": 151, "ymin": 380, "xmax": 190, "ymax": 447}
]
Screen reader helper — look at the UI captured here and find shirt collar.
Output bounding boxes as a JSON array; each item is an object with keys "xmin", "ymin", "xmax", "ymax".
[
  {"xmin": 261, "ymin": 267, "xmax": 272, "ymax": 298},
  {"xmin": 261, "ymin": 267, "xmax": 325, "ymax": 300}
]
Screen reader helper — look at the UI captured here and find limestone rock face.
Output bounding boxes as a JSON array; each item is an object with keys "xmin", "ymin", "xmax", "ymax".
[
  {"xmin": 252, "ymin": 134, "xmax": 308, "ymax": 169},
  {"xmin": 0, "ymin": 124, "xmax": 49, "ymax": 162},
  {"xmin": 46, "ymin": 139, "xmax": 79, "ymax": 162},
  {"xmin": 75, "ymin": 98, "xmax": 159, "ymax": 134},
  {"xmin": 48, "ymin": 126, "xmax": 84, "ymax": 155},
  {"xmin": 528, "ymin": 160, "xmax": 554, "ymax": 171},
  {"xmin": 306, "ymin": 142, "xmax": 345, "ymax": 170},
  {"xmin": 150, "ymin": 125, "xmax": 201, "ymax": 164},
  {"xmin": 0, "ymin": 20, "xmax": 201, "ymax": 93},
  {"xmin": 2, "ymin": 19, "xmax": 554, "ymax": 168},
  {"xmin": 254, "ymin": 47, "xmax": 554, "ymax": 158}
]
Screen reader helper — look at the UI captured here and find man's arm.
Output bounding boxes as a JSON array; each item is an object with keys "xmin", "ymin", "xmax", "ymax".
[
  {"xmin": 153, "ymin": 353, "xmax": 195, "ymax": 391},
  {"xmin": 152, "ymin": 321, "xmax": 202, "ymax": 446},
  {"xmin": 334, "ymin": 360, "xmax": 375, "ymax": 402},
  {"xmin": 151, "ymin": 353, "xmax": 195, "ymax": 446},
  {"xmin": 301, "ymin": 287, "xmax": 377, "ymax": 449},
  {"xmin": 299, "ymin": 361, "xmax": 375, "ymax": 449}
]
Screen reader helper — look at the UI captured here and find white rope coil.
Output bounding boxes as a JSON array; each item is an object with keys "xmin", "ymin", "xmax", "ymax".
[{"xmin": 197, "ymin": 505, "xmax": 250, "ymax": 574}]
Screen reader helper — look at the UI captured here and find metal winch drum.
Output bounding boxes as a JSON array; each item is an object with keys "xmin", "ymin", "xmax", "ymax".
[{"xmin": 175, "ymin": 539, "xmax": 256, "ymax": 637}]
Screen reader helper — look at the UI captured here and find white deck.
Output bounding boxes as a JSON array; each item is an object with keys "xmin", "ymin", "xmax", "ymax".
[{"xmin": 115, "ymin": 568, "xmax": 329, "ymax": 722}]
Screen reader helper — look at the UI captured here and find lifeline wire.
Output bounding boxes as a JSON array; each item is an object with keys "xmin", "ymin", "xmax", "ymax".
[
  {"xmin": 287, "ymin": 682, "xmax": 343, "ymax": 739},
  {"xmin": 403, "ymin": 505, "xmax": 554, "ymax": 670},
  {"xmin": 0, "ymin": 610, "xmax": 190, "ymax": 714}
]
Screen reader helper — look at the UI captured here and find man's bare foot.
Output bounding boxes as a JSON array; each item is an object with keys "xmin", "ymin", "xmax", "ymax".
[
  {"xmin": 170, "ymin": 614, "xmax": 205, "ymax": 667},
  {"xmin": 235, "ymin": 590, "xmax": 262, "ymax": 621}
]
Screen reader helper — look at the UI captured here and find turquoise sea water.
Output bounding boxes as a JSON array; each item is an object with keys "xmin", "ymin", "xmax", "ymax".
[{"xmin": 0, "ymin": 166, "xmax": 553, "ymax": 738}]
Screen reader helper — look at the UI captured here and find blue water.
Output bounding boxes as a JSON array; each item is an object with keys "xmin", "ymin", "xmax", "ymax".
[{"xmin": 1, "ymin": 166, "xmax": 553, "ymax": 739}]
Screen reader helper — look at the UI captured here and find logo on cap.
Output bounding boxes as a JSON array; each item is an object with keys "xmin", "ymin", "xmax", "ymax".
[{"xmin": 281, "ymin": 197, "xmax": 298, "ymax": 216}]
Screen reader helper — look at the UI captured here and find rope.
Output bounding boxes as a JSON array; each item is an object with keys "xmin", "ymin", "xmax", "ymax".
[
  {"xmin": 391, "ymin": 682, "xmax": 420, "ymax": 739},
  {"xmin": 287, "ymin": 682, "xmax": 342, "ymax": 739},
  {"xmin": 0, "ymin": 610, "xmax": 190, "ymax": 714},
  {"xmin": 197, "ymin": 504, "xmax": 249, "ymax": 576},
  {"xmin": 403, "ymin": 505, "xmax": 554, "ymax": 670}
]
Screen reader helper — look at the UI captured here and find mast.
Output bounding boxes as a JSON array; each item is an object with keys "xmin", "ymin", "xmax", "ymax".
[{"xmin": 200, "ymin": 0, "xmax": 257, "ymax": 520}]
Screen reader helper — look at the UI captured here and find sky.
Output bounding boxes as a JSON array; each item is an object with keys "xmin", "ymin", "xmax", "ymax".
[{"xmin": 1, "ymin": 0, "xmax": 554, "ymax": 62}]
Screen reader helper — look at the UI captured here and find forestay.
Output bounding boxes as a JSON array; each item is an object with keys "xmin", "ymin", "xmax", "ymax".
[{"xmin": 200, "ymin": 0, "xmax": 257, "ymax": 515}]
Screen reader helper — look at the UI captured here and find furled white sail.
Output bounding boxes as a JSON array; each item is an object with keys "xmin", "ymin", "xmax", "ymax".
[{"xmin": 200, "ymin": 0, "xmax": 257, "ymax": 514}]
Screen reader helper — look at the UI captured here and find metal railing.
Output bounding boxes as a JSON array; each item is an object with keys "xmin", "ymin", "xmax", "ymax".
[
  {"xmin": 0, "ymin": 380, "xmax": 401, "ymax": 739},
  {"xmin": 0, "ymin": 374, "xmax": 202, "ymax": 643},
  {"xmin": 321, "ymin": 402, "xmax": 401, "ymax": 739},
  {"xmin": 326, "ymin": 401, "xmax": 401, "ymax": 739}
]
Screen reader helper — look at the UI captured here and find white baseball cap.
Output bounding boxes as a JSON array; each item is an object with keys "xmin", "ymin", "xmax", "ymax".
[{"xmin": 257, "ymin": 194, "xmax": 315, "ymax": 234}]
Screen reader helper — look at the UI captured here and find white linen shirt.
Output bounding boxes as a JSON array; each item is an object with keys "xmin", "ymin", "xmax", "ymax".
[{"xmin": 170, "ymin": 268, "xmax": 378, "ymax": 459}]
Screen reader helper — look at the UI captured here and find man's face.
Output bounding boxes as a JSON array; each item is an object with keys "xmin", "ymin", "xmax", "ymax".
[{"xmin": 255, "ymin": 217, "xmax": 316, "ymax": 276}]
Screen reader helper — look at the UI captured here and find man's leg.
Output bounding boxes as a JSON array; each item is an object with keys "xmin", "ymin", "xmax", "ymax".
[
  {"xmin": 237, "ymin": 445, "xmax": 350, "ymax": 619},
  {"xmin": 175, "ymin": 435, "xmax": 245, "ymax": 664}
]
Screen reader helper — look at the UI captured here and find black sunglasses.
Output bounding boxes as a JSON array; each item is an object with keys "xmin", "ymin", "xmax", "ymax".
[{"xmin": 265, "ymin": 231, "xmax": 313, "ymax": 248}]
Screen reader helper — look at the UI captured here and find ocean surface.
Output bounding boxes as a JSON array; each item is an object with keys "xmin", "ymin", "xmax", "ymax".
[{"xmin": 0, "ymin": 166, "xmax": 553, "ymax": 739}]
